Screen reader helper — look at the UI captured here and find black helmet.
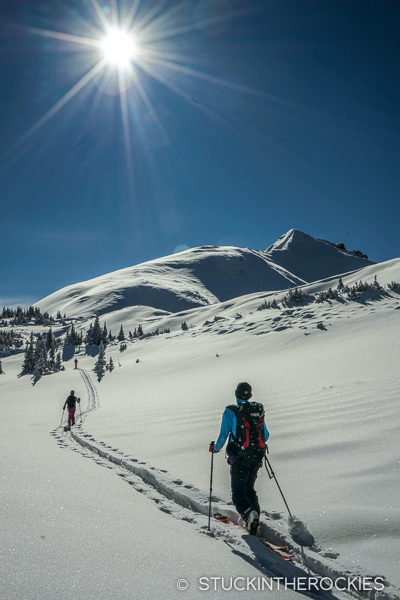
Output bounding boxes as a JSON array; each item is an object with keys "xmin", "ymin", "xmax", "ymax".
[{"xmin": 235, "ymin": 382, "xmax": 252, "ymax": 400}]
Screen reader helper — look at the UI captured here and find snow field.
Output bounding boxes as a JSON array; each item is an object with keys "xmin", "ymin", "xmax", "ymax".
[{"xmin": 1, "ymin": 250, "xmax": 399, "ymax": 599}]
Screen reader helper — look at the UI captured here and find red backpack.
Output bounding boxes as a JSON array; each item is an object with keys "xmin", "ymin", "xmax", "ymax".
[{"xmin": 226, "ymin": 401, "xmax": 266, "ymax": 461}]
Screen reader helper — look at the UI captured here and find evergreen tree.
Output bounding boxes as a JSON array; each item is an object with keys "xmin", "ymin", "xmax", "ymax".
[
  {"xmin": 181, "ymin": 321, "xmax": 189, "ymax": 331},
  {"xmin": 48, "ymin": 340, "xmax": 56, "ymax": 368},
  {"xmin": 22, "ymin": 333, "xmax": 35, "ymax": 373},
  {"xmin": 68, "ymin": 324, "xmax": 81, "ymax": 346},
  {"xmin": 373, "ymin": 275, "xmax": 381, "ymax": 290},
  {"xmin": 0, "ymin": 360, "xmax": 4, "ymax": 374},
  {"xmin": 92, "ymin": 316, "xmax": 102, "ymax": 345},
  {"xmin": 102, "ymin": 323, "xmax": 108, "ymax": 343},
  {"xmin": 85, "ymin": 323, "xmax": 94, "ymax": 345},
  {"xmin": 46, "ymin": 327, "xmax": 54, "ymax": 351},
  {"xmin": 137, "ymin": 324, "xmax": 143, "ymax": 337},
  {"xmin": 128, "ymin": 331, "xmax": 133, "ymax": 340},
  {"xmin": 33, "ymin": 338, "xmax": 48, "ymax": 376},
  {"xmin": 108, "ymin": 329, "xmax": 114, "ymax": 342},
  {"xmin": 108, "ymin": 357, "xmax": 114, "ymax": 372},
  {"xmin": 55, "ymin": 352, "xmax": 62, "ymax": 371},
  {"xmin": 94, "ymin": 342, "xmax": 106, "ymax": 377},
  {"xmin": 117, "ymin": 325, "xmax": 125, "ymax": 341}
]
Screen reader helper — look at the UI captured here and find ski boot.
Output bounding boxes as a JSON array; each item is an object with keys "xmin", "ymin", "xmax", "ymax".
[{"xmin": 246, "ymin": 510, "xmax": 260, "ymax": 535}]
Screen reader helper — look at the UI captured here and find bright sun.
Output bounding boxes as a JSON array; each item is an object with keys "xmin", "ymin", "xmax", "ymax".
[{"xmin": 101, "ymin": 27, "xmax": 138, "ymax": 68}]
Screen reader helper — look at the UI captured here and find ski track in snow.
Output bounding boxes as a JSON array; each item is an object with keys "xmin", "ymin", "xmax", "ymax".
[{"xmin": 50, "ymin": 369, "xmax": 397, "ymax": 600}]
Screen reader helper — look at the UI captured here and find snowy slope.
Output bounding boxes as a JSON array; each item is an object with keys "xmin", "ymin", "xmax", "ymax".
[
  {"xmin": 87, "ymin": 257, "xmax": 399, "ymax": 342},
  {"xmin": 71, "ymin": 260, "xmax": 400, "ymax": 593},
  {"xmin": 35, "ymin": 245, "xmax": 304, "ymax": 318},
  {"xmin": 2, "ymin": 258, "xmax": 399, "ymax": 599},
  {"xmin": 35, "ymin": 230, "xmax": 373, "ymax": 319},
  {"xmin": 265, "ymin": 229, "xmax": 373, "ymax": 283},
  {"xmin": 1, "ymin": 360, "xmax": 296, "ymax": 600}
]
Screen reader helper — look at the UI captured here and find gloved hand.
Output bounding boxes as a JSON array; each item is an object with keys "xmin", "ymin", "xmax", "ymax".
[{"xmin": 209, "ymin": 441, "xmax": 218, "ymax": 453}]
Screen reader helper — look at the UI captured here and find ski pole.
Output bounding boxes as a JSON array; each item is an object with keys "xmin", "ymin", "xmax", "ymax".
[
  {"xmin": 264, "ymin": 450, "xmax": 293, "ymax": 520},
  {"xmin": 59, "ymin": 408, "xmax": 65, "ymax": 428},
  {"xmin": 208, "ymin": 441, "xmax": 215, "ymax": 530}
]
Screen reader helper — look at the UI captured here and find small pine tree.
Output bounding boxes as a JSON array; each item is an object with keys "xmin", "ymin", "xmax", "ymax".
[
  {"xmin": 0, "ymin": 360, "xmax": 4, "ymax": 375},
  {"xmin": 85, "ymin": 323, "xmax": 94, "ymax": 345},
  {"xmin": 117, "ymin": 325, "xmax": 125, "ymax": 342},
  {"xmin": 128, "ymin": 331, "xmax": 133, "ymax": 340},
  {"xmin": 337, "ymin": 277, "xmax": 345, "ymax": 292},
  {"xmin": 33, "ymin": 338, "xmax": 47, "ymax": 376},
  {"xmin": 181, "ymin": 321, "xmax": 188, "ymax": 331},
  {"xmin": 55, "ymin": 352, "xmax": 62, "ymax": 371},
  {"xmin": 46, "ymin": 327, "xmax": 54, "ymax": 351},
  {"xmin": 94, "ymin": 342, "xmax": 106, "ymax": 378},
  {"xmin": 102, "ymin": 323, "xmax": 108, "ymax": 343},
  {"xmin": 69, "ymin": 324, "xmax": 81, "ymax": 346},
  {"xmin": 22, "ymin": 333, "xmax": 35, "ymax": 373},
  {"xmin": 92, "ymin": 316, "xmax": 102, "ymax": 345},
  {"xmin": 137, "ymin": 324, "xmax": 143, "ymax": 337},
  {"xmin": 48, "ymin": 340, "xmax": 56, "ymax": 368},
  {"xmin": 373, "ymin": 275, "xmax": 382, "ymax": 290},
  {"xmin": 108, "ymin": 357, "xmax": 114, "ymax": 372}
]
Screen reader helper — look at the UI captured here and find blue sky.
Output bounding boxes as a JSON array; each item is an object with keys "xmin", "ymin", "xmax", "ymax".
[{"xmin": 1, "ymin": 0, "xmax": 399, "ymax": 305}]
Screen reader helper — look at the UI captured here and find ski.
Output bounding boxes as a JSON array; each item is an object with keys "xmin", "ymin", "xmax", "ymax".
[{"xmin": 214, "ymin": 512, "xmax": 294, "ymax": 563}]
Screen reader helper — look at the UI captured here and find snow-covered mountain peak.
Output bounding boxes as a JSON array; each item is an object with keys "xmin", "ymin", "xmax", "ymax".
[
  {"xmin": 35, "ymin": 245, "xmax": 304, "ymax": 318},
  {"xmin": 35, "ymin": 230, "xmax": 375, "ymax": 318},
  {"xmin": 265, "ymin": 229, "xmax": 311, "ymax": 252},
  {"xmin": 265, "ymin": 229, "xmax": 374, "ymax": 283}
]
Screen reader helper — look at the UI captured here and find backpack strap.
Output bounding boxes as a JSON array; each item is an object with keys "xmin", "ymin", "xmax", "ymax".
[
  {"xmin": 226, "ymin": 404, "xmax": 238, "ymax": 427},
  {"xmin": 225, "ymin": 404, "xmax": 239, "ymax": 446}
]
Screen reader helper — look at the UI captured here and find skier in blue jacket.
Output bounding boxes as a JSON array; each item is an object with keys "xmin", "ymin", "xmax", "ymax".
[{"xmin": 210, "ymin": 382, "xmax": 269, "ymax": 534}]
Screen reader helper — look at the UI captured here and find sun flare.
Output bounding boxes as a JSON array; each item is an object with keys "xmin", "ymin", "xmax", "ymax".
[
  {"xmin": 7, "ymin": 0, "xmax": 249, "ymax": 175},
  {"xmin": 100, "ymin": 27, "xmax": 139, "ymax": 69}
]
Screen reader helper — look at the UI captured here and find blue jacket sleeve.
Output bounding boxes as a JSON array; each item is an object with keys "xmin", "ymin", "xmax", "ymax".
[
  {"xmin": 264, "ymin": 421, "xmax": 269, "ymax": 442},
  {"xmin": 214, "ymin": 407, "xmax": 235, "ymax": 452}
]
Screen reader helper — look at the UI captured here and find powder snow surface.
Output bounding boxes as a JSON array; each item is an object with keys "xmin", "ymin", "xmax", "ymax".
[{"xmin": 1, "ymin": 250, "xmax": 399, "ymax": 600}]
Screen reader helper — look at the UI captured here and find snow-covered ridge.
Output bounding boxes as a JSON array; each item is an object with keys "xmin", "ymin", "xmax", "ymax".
[
  {"xmin": 265, "ymin": 229, "xmax": 373, "ymax": 283},
  {"xmin": 35, "ymin": 230, "xmax": 374, "ymax": 318}
]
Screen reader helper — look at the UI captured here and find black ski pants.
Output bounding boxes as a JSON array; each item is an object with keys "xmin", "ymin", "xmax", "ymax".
[{"xmin": 230, "ymin": 458, "xmax": 261, "ymax": 518}]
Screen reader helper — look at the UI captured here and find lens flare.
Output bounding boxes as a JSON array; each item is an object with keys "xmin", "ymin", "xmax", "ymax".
[{"xmin": 101, "ymin": 27, "xmax": 139, "ymax": 68}]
